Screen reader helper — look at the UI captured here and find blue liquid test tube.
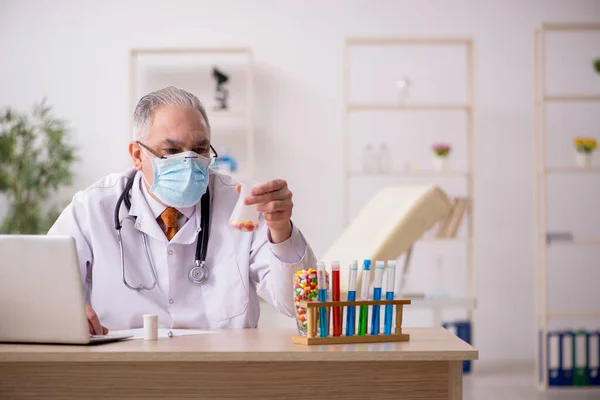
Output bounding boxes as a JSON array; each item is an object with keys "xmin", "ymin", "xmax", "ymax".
[
  {"xmin": 317, "ymin": 261, "xmax": 328, "ymax": 337},
  {"xmin": 370, "ymin": 260, "xmax": 384, "ymax": 335},
  {"xmin": 345, "ymin": 260, "xmax": 358, "ymax": 336},
  {"xmin": 384, "ymin": 260, "xmax": 396, "ymax": 335}
]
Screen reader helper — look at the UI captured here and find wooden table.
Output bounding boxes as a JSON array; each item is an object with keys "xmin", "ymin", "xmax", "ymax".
[{"xmin": 0, "ymin": 327, "xmax": 477, "ymax": 399}]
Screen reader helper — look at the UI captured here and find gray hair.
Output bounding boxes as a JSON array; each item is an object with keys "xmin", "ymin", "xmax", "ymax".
[{"xmin": 132, "ymin": 86, "xmax": 210, "ymax": 141}]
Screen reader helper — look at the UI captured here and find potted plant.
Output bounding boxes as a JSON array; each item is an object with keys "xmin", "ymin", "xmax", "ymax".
[
  {"xmin": 573, "ymin": 137, "xmax": 596, "ymax": 168},
  {"xmin": 0, "ymin": 99, "xmax": 77, "ymax": 233},
  {"xmin": 431, "ymin": 143, "xmax": 451, "ymax": 171}
]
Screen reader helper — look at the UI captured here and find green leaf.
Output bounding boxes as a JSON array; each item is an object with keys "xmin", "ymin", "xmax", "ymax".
[{"xmin": 0, "ymin": 99, "xmax": 77, "ymax": 233}]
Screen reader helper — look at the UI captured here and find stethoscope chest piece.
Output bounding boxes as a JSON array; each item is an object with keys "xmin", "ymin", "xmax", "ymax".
[{"xmin": 189, "ymin": 260, "xmax": 208, "ymax": 285}]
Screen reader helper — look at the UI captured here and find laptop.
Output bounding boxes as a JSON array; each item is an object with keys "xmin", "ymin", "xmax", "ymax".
[{"xmin": 0, "ymin": 234, "xmax": 132, "ymax": 345}]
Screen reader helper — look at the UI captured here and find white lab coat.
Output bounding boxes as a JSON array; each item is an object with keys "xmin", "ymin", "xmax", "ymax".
[{"xmin": 48, "ymin": 168, "xmax": 317, "ymax": 330}]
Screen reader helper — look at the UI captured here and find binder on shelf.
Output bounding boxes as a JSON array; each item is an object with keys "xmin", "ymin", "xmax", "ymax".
[
  {"xmin": 436, "ymin": 197, "xmax": 458, "ymax": 237},
  {"xmin": 443, "ymin": 198, "xmax": 469, "ymax": 238},
  {"xmin": 573, "ymin": 330, "xmax": 588, "ymax": 386},
  {"xmin": 560, "ymin": 331, "xmax": 574, "ymax": 386},
  {"xmin": 457, "ymin": 321, "xmax": 472, "ymax": 373},
  {"xmin": 589, "ymin": 330, "xmax": 600, "ymax": 386},
  {"xmin": 547, "ymin": 331, "xmax": 561, "ymax": 386},
  {"xmin": 442, "ymin": 320, "xmax": 472, "ymax": 374},
  {"xmin": 435, "ymin": 197, "xmax": 469, "ymax": 238},
  {"xmin": 443, "ymin": 321, "xmax": 458, "ymax": 336}
]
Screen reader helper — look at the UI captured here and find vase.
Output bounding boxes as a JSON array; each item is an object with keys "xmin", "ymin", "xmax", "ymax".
[
  {"xmin": 433, "ymin": 157, "xmax": 449, "ymax": 171},
  {"xmin": 576, "ymin": 152, "xmax": 592, "ymax": 168}
]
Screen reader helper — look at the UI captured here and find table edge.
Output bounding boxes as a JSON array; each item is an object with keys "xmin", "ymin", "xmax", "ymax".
[{"xmin": 0, "ymin": 350, "xmax": 479, "ymax": 363}]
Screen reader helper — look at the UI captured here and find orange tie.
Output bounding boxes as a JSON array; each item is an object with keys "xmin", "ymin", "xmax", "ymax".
[{"xmin": 159, "ymin": 207, "xmax": 179, "ymax": 241}]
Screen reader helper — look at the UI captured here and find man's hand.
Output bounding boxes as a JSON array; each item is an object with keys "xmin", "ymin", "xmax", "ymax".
[
  {"xmin": 239, "ymin": 179, "xmax": 293, "ymax": 243},
  {"xmin": 86, "ymin": 303, "xmax": 109, "ymax": 335}
]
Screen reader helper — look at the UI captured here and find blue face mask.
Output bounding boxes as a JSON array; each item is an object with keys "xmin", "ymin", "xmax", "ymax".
[{"xmin": 142, "ymin": 150, "xmax": 210, "ymax": 208}]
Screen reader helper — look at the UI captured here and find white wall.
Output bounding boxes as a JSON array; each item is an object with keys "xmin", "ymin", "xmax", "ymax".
[{"xmin": 1, "ymin": 0, "xmax": 600, "ymax": 362}]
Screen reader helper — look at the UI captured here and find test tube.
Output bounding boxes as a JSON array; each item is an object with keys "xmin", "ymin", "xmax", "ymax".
[
  {"xmin": 384, "ymin": 260, "xmax": 396, "ymax": 335},
  {"xmin": 317, "ymin": 261, "xmax": 328, "ymax": 337},
  {"xmin": 345, "ymin": 260, "xmax": 358, "ymax": 336},
  {"xmin": 370, "ymin": 260, "xmax": 384, "ymax": 335},
  {"xmin": 358, "ymin": 259, "xmax": 371, "ymax": 336},
  {"xmin": 331, "ymin": 260, "xmax": 341, "ymax": 336}
]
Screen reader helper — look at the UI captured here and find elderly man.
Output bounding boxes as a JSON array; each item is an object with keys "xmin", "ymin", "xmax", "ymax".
[{"xmin": 49, "ymin": 86, "xmax": 317, "ymax": 335}]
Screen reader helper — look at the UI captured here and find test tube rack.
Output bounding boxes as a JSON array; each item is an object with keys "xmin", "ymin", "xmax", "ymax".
[{"xmin": 292, "ymin": 299, "xmax": 411, "ymax": 345}]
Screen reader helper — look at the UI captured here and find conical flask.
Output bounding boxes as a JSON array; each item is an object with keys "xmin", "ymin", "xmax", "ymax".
[{"xmin": 229, "ymin": 182, "xmax": 260, "ymax": 232}]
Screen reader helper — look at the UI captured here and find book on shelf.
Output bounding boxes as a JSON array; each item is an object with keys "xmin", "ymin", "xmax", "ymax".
[{"xmin": 434, "ymin": 197, "xmax": 469, "ymax": 238}]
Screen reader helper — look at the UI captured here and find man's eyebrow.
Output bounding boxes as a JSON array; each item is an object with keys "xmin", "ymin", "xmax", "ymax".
[
  {"xmin": 192, "ymin": 139, "xmax": 210, "ymax": 147},
  {"xmin": 162, "ymin": 139, "xmax": 184, "ymax": 147},
  {"xmin": 161, "ymin": 138, "xmax": 209, "ymax": 147}
]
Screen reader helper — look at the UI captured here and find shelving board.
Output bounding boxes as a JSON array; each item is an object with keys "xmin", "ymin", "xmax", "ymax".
[
  {"xmin": 545, "ymin": 237, "xmax": 600, "ymax": 246},
  {"xmin": 347, "ymin": 103, "xmax": 471, "ymax": 112},
  {"xmin": 542, "ymin": 167, "xmax": 600, "ymax": 174},
  {"xmin": 545, "ymin": 310, "xmax": 600, "ymax": 319},
  {"xmin": 348, "ymin": 171, "xmax": 471, "ymax": 178},
  {"xmin": 543, "ymin": 95, "xmax": 600, "ymax": 102}
]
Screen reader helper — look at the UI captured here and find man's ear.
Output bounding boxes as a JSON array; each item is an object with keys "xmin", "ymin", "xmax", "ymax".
[{"xmin": 128, "ymin": 142, "xmax": 143, "ymax": 171}]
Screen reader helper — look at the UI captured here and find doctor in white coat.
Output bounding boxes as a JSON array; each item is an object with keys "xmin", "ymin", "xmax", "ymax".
[{"xmin": 48, "ymin": 86, "xmax": 317, "ymax": 335}]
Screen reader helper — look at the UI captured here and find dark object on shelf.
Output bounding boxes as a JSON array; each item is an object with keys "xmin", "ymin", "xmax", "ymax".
[
  {"xmin": 212, "ymin": 67, "xmax": 229, "ymax": 110},
  {"xmin": 545, "ymin": 231, "xmax": 574, "ymax": 244},
  {"xmin": 443, "ymin": 320, "xmax": 472, "ymax": 374}
]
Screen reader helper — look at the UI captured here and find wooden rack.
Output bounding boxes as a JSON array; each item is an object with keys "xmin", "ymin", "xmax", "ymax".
[{"xmin": 292, "ymin": 299, "xmax": 411, "ymax": 345}]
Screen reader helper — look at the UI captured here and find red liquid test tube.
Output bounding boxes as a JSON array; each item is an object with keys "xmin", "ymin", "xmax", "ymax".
[{"xmin": 332, "ymin": 261, "xmax": 341, "ymax": 336}]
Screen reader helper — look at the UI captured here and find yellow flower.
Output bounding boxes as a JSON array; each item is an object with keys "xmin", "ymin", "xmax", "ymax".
[{"xmin": 574, "ymin": 137, "xmax": 597, "ymax": 153}]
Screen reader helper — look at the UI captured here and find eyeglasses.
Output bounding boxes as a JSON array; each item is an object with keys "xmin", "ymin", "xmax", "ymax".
[{"xmin": 137, "ymin": 141, "xmax": 218, "ymax": 161}]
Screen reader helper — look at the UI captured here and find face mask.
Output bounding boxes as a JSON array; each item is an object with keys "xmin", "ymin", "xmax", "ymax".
[{"xmin": 142, "ymin": 149, "xmax": 210, "ymax": 208}]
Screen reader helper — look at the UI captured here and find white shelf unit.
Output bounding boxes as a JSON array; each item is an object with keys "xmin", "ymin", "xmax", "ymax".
[
  {"xmin": 342, "ymin": 37, "xmax": 476, "ymax": 329},
  {"xmin": 129, "ymin": 47, "xmax": 255, "ymax": 179},
  {"xmin": 533, "ymin": 23, "xmax": 600, "ymax": 391}
]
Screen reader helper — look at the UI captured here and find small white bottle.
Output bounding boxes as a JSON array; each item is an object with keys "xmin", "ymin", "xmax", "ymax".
[
  {"xmin": 143, "ymin": 314, "xmax": 158, "ymax": 340},
  {"xmin": 378, "ymin": 143, "xmax": 392, "ymax": 173},
  {"xmin": 229, "ymin": 181, "xmax": 260, "ymax": 232},
  {"xmin": 363, "ymin": 144, "xmax": 378, "ymax": 173},
  {"xmin": 396, "ymin": 76, "xmax": 412, "ymax": 103}
]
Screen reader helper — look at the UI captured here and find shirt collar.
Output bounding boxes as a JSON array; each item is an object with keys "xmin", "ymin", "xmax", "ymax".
[{"xmin": 139, "ymin": 174, "xmax": 196, "ymax": 220}]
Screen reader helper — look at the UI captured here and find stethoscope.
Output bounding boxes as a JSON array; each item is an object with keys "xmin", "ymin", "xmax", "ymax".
[{"xmin": 113, "ymin": 171, "xmax": 211, "ymax": 291}]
